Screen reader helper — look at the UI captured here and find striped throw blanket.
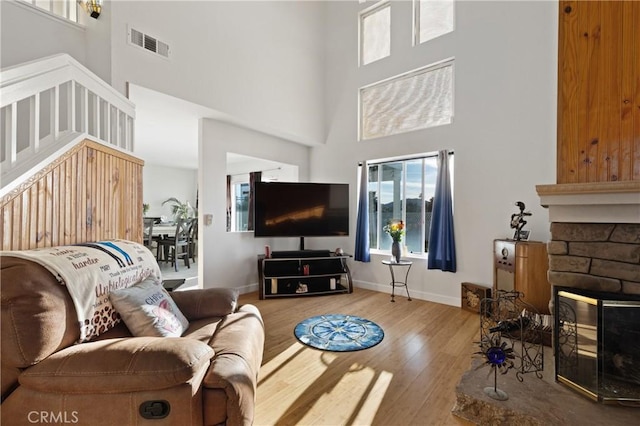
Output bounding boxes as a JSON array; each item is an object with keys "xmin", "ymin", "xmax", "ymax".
[{"xmin": 2, "ymin": 240, "xmax": 161, "ymax": 342}]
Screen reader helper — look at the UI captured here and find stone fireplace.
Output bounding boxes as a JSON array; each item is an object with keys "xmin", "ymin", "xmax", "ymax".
[
  {"xmin": 452, "ymin": 182, "xmax": 640, "ymax": 424},
  {"xmin": 546, "ymin": 222, "xmax": 640, "ymax": 296},
  {"xmin": 536, "ymin": 181, "xmax": 640, "ymax": 298},
  {"xmin": 537, "ymin": 181, "xmax": 640, "ymax": 404},
  {"xmin": 554, "ymin": 287, "xmax": 640, "ymax": 403}
]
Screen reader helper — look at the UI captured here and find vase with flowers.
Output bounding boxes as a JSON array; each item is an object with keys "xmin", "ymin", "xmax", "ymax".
[{"xmin": 383, "ymin": 219, "xmax": 404, "ymax": 263}]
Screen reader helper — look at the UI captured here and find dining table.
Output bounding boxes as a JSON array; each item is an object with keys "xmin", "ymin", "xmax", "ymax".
[{"xmin": 151, "ymin": 223, "xmax": 176, "ymax": 237}]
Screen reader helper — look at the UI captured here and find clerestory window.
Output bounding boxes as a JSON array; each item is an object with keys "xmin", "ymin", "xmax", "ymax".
[
  {"xmin": 414, "ymin": 0, "xmax": 455, "ymax": 45},
  {"xmin": 359, "ymin": 1, "xmax": 391, "ymax": 66},
  {"xmin": 359, "ymin": 59, "xmax": 454, "ymax": 140}
]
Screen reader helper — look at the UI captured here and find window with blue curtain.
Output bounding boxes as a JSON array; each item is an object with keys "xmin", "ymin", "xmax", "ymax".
[{"xmin": 364, "ymin": 152, "xmax": 453, "ymax": 257}]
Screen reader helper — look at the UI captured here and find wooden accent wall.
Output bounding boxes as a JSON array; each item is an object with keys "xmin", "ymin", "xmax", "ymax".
[
  {"xmin": 557, "ymin": 0, "xmax": 640, "ymax": 184},
  {"xmin": 0, "ymin": 140, "xmax": 144, "ymax": 251}
]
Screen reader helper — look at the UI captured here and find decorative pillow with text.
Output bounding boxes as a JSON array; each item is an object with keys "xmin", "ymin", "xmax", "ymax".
[{"xmin": 109, "ymin": 278, "xmax": 189, "ymax": 337}]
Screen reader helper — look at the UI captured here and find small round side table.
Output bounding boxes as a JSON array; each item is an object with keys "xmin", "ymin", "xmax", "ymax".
[{"xmin": 382, "ymin": 260, "xmax": 413, "ymax": 302}]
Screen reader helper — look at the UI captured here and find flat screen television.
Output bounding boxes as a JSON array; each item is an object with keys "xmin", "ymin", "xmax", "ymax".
[{"xmin": 253, "ymin": 182, "xmax": 349, "ymax": 239}]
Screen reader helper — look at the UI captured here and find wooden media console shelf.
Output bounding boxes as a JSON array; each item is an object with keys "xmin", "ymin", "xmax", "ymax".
[{"xmin": 257, "ymin": 250, "xmax": 353, "ymax": 299}]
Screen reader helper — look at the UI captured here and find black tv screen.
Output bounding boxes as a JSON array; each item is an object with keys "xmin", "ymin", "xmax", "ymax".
[{"xmin": 254, "ymin": 182, "xmax": 349, "ymax": 237}]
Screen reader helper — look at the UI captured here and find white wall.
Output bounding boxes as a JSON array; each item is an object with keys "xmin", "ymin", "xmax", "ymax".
[
  {"xmin": 109, "ymin": 0, "xmax": 326, "ymax": 146},
  {"xmin": 316, "ymin": 0, "xmax": 558, "ymax": 305},
  {"xmin": 226, "ymin": 155, "xmax": 298, "ymax": 183},
  {"xmin": 0, "ymin": 1, "xmax": 86, "ymax": 68},
  {"xmin": 143, "ymin": 164, "xmax": 197, "ymax": 219},
  {"xmin": 199, "ymin": 119, "xmax": 310, "ymax": 290},
  {"xmin": 3, "ymin": 0, "xmax": 559, "ymax": 307}
]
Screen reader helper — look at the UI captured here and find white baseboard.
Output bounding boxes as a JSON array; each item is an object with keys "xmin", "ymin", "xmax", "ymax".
[
  {"xmin": 242, "ymin": 280, "xmax": 459, "ymax": 307},
  {"xmin": 354, "ymin": 280, "xmax": 460, "ymax": 307},
  {"xmin": 240, "ymin": 283, "xmax": 259, "ymax": 295}
]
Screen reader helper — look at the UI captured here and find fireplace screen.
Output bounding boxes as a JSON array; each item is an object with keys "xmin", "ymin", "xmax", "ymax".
[{"xmin": 554, "ymin": 287, "xmax": 640, "ymax": 404}]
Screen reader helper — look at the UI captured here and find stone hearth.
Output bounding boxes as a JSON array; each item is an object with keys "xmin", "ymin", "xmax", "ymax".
[
  {"xmin": 451, "ymin": 182, "xmax": 640, "ymax": 423},
  {"xmin": 453, "ymin": 346, "xmax": 640, "ymax": 425}
]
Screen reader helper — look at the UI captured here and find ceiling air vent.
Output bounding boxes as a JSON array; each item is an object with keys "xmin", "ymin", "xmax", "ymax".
[{"xmin": 128, "ymin": 26, "xmax": 170, "ymax": 59}]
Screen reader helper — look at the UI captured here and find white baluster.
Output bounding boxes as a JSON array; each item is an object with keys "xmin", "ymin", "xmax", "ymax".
[
  {"xmin": 70, "ymin": 81, "xmax": 76, "ymax": 132},
  {"xmin": 32, "ymin": 93, "xmax": 39, "ymax": 153},
  {"xmin": 54, "ymin": 84, "xmax": 60, "ymax": 140}
]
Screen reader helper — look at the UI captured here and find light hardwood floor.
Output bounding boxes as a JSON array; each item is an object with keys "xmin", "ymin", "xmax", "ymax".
[{"xmin": 239, "ymin": 288, "xmax": 479, "ymax": 426}]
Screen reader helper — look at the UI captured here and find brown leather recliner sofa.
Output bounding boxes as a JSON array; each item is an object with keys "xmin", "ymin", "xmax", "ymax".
[{"xmin": 1, "ymin": 256, "xmax": 264, "ymax": 426}]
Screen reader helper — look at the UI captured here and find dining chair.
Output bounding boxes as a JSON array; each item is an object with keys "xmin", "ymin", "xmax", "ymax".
[
  {"xmin": 188, "ymin": 218, "xmax": 198, "ymax": 263},
  {"xmin": 156, "ymin": 218, "xmax": 191, "ymax": 272},
  {"xmin": 143, "ymin": 218, "xmax": 156, "ymax": 256}
]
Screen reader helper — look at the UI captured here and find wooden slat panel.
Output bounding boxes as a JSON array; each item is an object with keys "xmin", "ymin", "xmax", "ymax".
[
  {"xmin": 11, "ymin": 198, "xmax": 20, "ymax": 250},
  {"xmin": 44, "ymin": 171, "xmax": 54, "ymax": 246},
  {"xmin": 136, "ymin": 164, "xmax": 143, "ymax": 243},
  {"xmin": 599, "ymin": 1, "xmax": 621, "ymax": 182},
  {"xmin": 65, "ymin": 155, "xmax": 80, "ymax": 244},
  {"xmin": 0, "ymin": 139, "xmax": 144, "ymax": 251},
  {"xmin": 558, "ymin": 0, "xmax": 640, "ymax": 184},
  {"xmin": 79, "ymin": 145, "xmax": 87, "ymax": 244},
  {"xmin": 584, "ymin": 0, "xmax": 601, "ymax": 183},
  {"xmin": 558, "ymin": 1, "xmax": 579, "ymax": 184},
  {"xmin": 87, "ymin": 146, "xmax": 93, "ymax": 242},
  {"xmin": 51, "ymin": 164, "xmax": 60, "ymax": 246},
  {"xmin": 633, "ymin": 1, "xmax": 640, "ymax": 180},
  {"xmin": 21, "ymin": 191, "xmax": 29, "ymax": 250},
  {"xmin": 620, "ymin": 0, "xmax": 634, "ymax": 182},
  {"xmin": 125, "ymin": 159, "xmax": 130, "ymax": 240},
  {"xmin": 1, "ymin": 207, "xmax": 8, "ymax": 249},
  {"xmin": 112, "ymin": 155, "xmax": 120, "ymax": 241},
  {"xmin": 97, "ymin": 150, "xmax": 104, "ymax": 239},
  {"xmin": 105, "ymin": 153, "xmax": 112, "ymax": 237},
  {"xmin": 129, "ymin": 159, "xmax": 134, "ymax": 240},
  {"xmin": 575, "ymin": 0, "xmax": 591, "ymax": 183},
  {"xmin": 123, "ymin": 159, "xmax": 131, "ymax": 241},
  {"xmin": 29, "ymin": 186, "xmax": 38, "ymax": 248},
  {"xmin": 36, "ymin": 181, "xmax": 44, "ymax": 246}
]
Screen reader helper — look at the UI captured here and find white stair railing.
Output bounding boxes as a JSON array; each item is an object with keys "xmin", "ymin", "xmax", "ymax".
[{"xmin": 0, "ymin": 54, "xmax": 135, "ymax": 193}]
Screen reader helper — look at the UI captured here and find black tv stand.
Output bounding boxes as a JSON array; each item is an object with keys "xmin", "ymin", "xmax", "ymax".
[
  {"xmin": 271, "ymin": 249, "xmax": 331, "ymax": 259},
  {"xmin": 257, "ymin": 252, "xmax": 352, "ymax": 299}
]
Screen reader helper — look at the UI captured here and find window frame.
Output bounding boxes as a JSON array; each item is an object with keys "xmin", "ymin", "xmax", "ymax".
[
  {"xmin": 359, "ymin": 58, "xmax": 455, "ymax": 141},
  {"xmin": 230, "ymin": 181, "xmax": 251, "ymax": 233},
  {"xmin": 412, "ymin": 0, "xmax": 455, "ymax": 46},
  {"xmin": 358, "ymin": 0, "xmax": 392, "ymax": 67},
  {"xmin": 16, "ymin": 0, "xmax": 81, "ymax": 26},
  {"xmin": 367, "ymin": 151, "xmax": 454, "ymax": 258}
]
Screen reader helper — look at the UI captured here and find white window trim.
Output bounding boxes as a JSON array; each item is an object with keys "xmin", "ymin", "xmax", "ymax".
[
  {"xmin": 412, "ymin": 0, "xmax": 456, "ymax": 47},
  {"xmin": 229, "ymin": 176, "xmax": 250, "ymax": 233},
  {"xmin": 367, "ymin": 150, "xmax": 453, "ymax": 257},
  {"xmin": 358, "ymin": 0, "xmax": 391, "ymax": 67},
  {"xmin": 358, "ymin": 57, "xmax": 455, "ymax": 141},
  {"xmin": 13, "ymin": 0, "xmax": 84, "ymax": 31}
]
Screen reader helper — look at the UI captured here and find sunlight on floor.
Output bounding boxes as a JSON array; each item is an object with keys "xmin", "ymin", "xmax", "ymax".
[
  {"xmin": 350, "ymin": 370, "xmax": 393, "ymax": 425},
  {"xmin": 256, "ymin": 343, "xmax": 393, "ymax": 425}
]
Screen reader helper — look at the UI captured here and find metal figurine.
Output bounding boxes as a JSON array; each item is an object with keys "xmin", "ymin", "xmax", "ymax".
[
  {"xmin": 510, "ymin": 201, "xmax": 532, "ymax": 240},
  {"xmin": 476, "ymin": 290, "xmax": 545, "ymax": 400}
]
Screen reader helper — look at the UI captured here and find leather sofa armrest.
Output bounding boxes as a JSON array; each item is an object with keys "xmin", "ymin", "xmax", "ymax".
[
  {"xmin": 19, "ymin": 337, "xmax": 213, "ymax": 394},
  {"xmin": 170, "ymin": 288, "xmax": 239, "ymax": 320},
  {"xmin": 204, "ymin": 304, "xmax": 265, "ymax": 426}
]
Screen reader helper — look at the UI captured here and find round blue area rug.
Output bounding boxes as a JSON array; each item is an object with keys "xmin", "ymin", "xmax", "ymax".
[{"xmin": 294, "ymin": 314, "xmax": 384, "ymax": 352}]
